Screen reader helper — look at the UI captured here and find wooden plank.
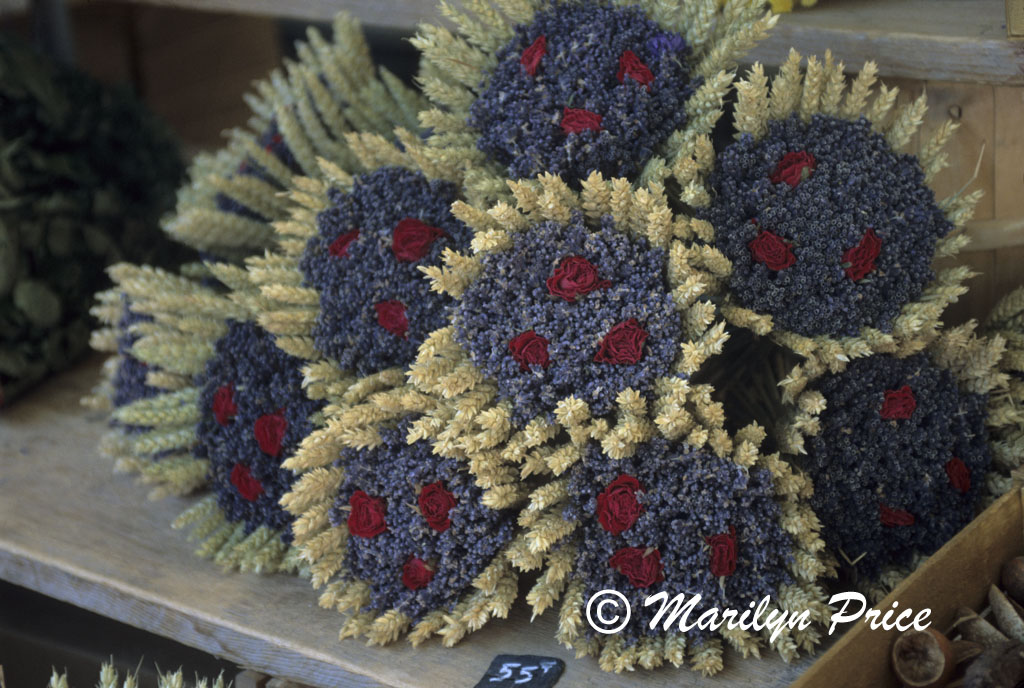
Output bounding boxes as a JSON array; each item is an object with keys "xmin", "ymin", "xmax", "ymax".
[
  {"xmin": 964, "ymin": 217, "xmax": 1024, "ymax": 251},
  {"xmin": 992, "ymin": 244, "xmax": 1024, "ymax": 305},
  {"xmin": 792, "ymin": 489, "xmax": 1024, "ymax": 688},
  {"xmin": 995, "ymin": 86, "xmax": 1024, "ymax": 219},
  {"xmin": 0, "ymin": 0, "xmax": 30, "ymax": 17},
  {"xmin": 0, "ymin": 360, "xmax": 816, "ymax": 688},
  {"xmin": 70, "ymin": 3, "xmax": 136, "ymax": 86},
  {"xmin": 937, "ymin": 249, "xmax": 997, "ymax": 325},
  {"xmin": 749, "ymin": 0, "xmax": 1024, "ymax": 85},
  {"xmin": 132, "ymin": 7, "xmax": 282, "ymax": 149},
  {"xmin": 77, "ymin": 0, "xmax": 1024, "ymax": 84},
  {"xmin": 1009, "ymin": 0, "xmax": 1024, "ymax": 37},
  {"xmin": 918, "ymin": 81, "xmax": 995, "ymax": 219},
  {"xmin": 83, "ymin": 0, "xmax": 443, "ymax": 32}
]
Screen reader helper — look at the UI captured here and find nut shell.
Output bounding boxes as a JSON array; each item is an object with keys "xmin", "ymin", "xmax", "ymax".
[
  {"xmin": 892, "ymin": 628, "xmax": 955, "ymax": 688},
  {"xmin": 1001, "ymin": 556, "xmax": 1024, "ymax": 606}
]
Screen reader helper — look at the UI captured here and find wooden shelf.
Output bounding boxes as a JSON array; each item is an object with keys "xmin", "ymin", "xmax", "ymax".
[
  {"xmin": 747, "ymin": 0, "xmax": 1023, "ymax": 85},
  {"xmin": 82, "ymin": 0, "xmax": 1024, "ymax": 84},
  {"xmin": 0, "ymin": 361, "xmax": 818, "ymax": 687}
]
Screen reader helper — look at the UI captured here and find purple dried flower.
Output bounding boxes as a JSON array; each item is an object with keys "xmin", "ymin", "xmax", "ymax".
[
  {"xmin": 111, "ymin": 297, "xmax": 159, "ymax": 410},
  {"xmin": 699, "ymin": 114, "xmax": 952, "ymax": 337},
  {"xmin": 454, "ymin": 211, "xmax": 682, "ymax": 425},
  {"xmin": 804, "ymin": 353, "xmax": 991, "ymax": 576},
  {"xmin": 195, "ymin": 320, "xmax": 324, "ymax": 540},
  {"xmin": 468, "ymin": 1, "xmax": 697, "ymax": 184},
  {"xmin": 565, "ymin": 438, "xmax": 795, "ymax": 645},
  {"xmin": 299, "ymin": 167, "xmax": 472, "ymax": 376},
  {"xmin": 331, "ymin": 418, "xmax": 516, "ymax": 622}
]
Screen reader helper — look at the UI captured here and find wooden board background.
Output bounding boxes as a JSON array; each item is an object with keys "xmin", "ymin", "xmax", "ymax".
[
  {"xmin": 61, "ymin": 0, "xmax": 1024, "ymax": 86},
  {"xmin": 0, "ymin": 360, "xmax": 818, "ymax": 688},
  {"xmin": 0, "ymin": 3, "xmax": 283, "ymax": 150}
]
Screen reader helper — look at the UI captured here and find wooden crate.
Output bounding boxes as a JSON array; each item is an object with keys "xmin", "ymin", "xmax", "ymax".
[{"xmin": 793, "ymin": 489, "xmax": 1024, "ymax": 688}]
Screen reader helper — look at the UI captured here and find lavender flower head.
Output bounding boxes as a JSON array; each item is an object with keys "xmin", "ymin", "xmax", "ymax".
[
  {"xmin": 454, "ymin": 211, "xmax": 682, "ymax": 425},
  {"xmin": 699, "ymin": 114, "xmax": 952, "ymax": 337},
  {"xmin": 564, "ymin": 438, "xmax": 795, "ymax": 644},
  {"xmin": 804, "ymin": 353, "xmax": 991, "ymax": 577},
  {"xmin": 195, "ymin": 320, "xmax": 324, "ymax": 541},
  {"xmin": 300, "ymin": 167, "xmax": 472, "ymax": 376},
  {"xmin": 330, "ymin": 418, "xmax": 516, "ymax": 622},
  {"xmin": 468, "ymin": 1, "xmax": 696, "ymax": 184},
  {"xmin": 111, "ymin": 297, "xmax": 159, "ymax": 410}
]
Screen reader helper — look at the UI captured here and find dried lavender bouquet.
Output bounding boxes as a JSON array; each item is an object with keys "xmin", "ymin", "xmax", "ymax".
[
  {"xmin": 272, "ymin": 0, "xmax": 834, "ymax": 671},
  {"xmin": 83, "ymin": 14, "xmax": 427, "ymax": 572},
  {"xmin": 677, "ymin": 52, "xmax": 1022, "ymax": 597},
  {"xmin": 0, "ymin": 33, "xmax": 185, "ymax": 404}
]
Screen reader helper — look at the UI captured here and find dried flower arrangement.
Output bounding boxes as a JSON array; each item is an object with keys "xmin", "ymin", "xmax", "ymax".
[
  {"xmin": 278, "ymin": 131, "xmax": 832, "ymax": 674},
  {"xmin": 411, "ymin": 0, "xmax": 776, "ymax": 203},
  {"xmin": 671, "ymin": 51, "xmax": 1023, "ymax": 602},
  {"xmin": 781, "ymin": 326, "xmax": 1012, "ymax": 599},
  {"xmin": 82, "ymin": 15, "xmax": 426, "ymax": 572},
  {"xmin": 0, "ymin": 33, "xmax": 185, "ymax": 404},
  {"xmin": 681, "ymin": 50, "xmax": 977, "ymax": 380},
  {"xmin": 160, "ymin": 14, "xmax": 425, "ymax": 260},
  {"xmin": 89, "ymin": 262, "xmax": 313, "ymax": 573},
  {"xmin": 81, "ymin": 0, "xmax": 1024, "ymax": 678}
]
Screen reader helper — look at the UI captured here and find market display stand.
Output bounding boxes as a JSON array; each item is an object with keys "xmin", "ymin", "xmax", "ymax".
[{"xmin": 0, "ymin": 360, "xmax": 817, "ymax": 688}]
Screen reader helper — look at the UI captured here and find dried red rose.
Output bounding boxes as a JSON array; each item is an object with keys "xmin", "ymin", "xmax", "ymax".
[
  {"xmin": 253, "ymin": 411, "xmax": 287, "ymax": 457},
  {"xmin": 705, "ymin": 525, "xmax": 738, "ymax": 577},
  {"xmin": 509, "ymin": 330, "xmax": 550, "ymax": 371},
  {"xmin": 770, "ymin": 151, "xmax": 816, "ymax": 187},
  {"xmin": 594, "ymin": 319, "xmax": 648, "ymax": 365},
  {"xmin": 402, "ymin": 557, "xmax": 435, "ymax": 590},
  {"xmin": 374, "ymin": 300, "xmax": 409, "ymax": 339},
  {"xmin": 945, "ymin": 457, "xmax": 971, "ymax": 494},
  {"xmin": 596, "ymin": 474, "xmax": 644, "ymax": 535},
  {"xmin": 329, "ymin": 229, "xmax": 360, "ymax": 258},
  {"xmin": 609, "ymin": 547, "xmax": 664, "ymax": 589},
  {"xmin": 265, "ymin": 133, "xmax": 283, "ymax": 152},
  {"xmin": 520, "ymin": 34, "xmax": 546, "ymax": 76},
  {"xmin": 560, "ymin": 107, "xmax": 603, "ymax": 135},
  {"xmin": 212, "ymin": 384, "xmax": 237, "ymax": 426},
  {"xmin": 419, "ymin": 481, "xmax": 458, "ymax": 532},
  {"xmin": 880, "ymin": 385, "xmax": 916, "ymax": 420},
  {"xmin": 391, "ymin": 218, "xmax": 447, "ymax": 262},
  {"xmin": 842, "ymin": 228, "xmax": 882, "ymax": 281},
  {"xmin": 879, "ymin": 504, "xmax": 915, "ymax": 527},
  {"xmin": 616, "ymin": 50, "xmax": 653, "ymax": 88},
  {"xmin": 748, "ymin": 229, "xmax": 796, "ymax": 270},
  {"xmin": 347, "ymin": 490, "xmax": 388, "ymax": 538},
  {"xmin": 229, "ymin": 463, "xmax": 264, "ymax": 502},
  {"xmin": 546, "ymin": 255, "xmax": 611, "ymax": 301}
]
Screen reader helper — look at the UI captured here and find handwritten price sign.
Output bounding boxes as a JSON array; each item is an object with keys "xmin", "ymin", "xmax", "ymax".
[{"xmin": 474, "ymin": 654, "xmax": 565, "ymax": 688}]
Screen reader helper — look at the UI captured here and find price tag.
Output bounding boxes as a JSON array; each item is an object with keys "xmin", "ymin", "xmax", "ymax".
[{"xmin": 473, "ymin": 654, "xmax": 565, "ymax": 688}]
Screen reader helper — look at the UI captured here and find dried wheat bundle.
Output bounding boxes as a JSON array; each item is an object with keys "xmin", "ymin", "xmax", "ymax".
[
  {"xmin": 94, "ymin": 262, "xmax": 317, "ymax": 574},
  {"xmin": 47, "ymin": 662, "xmax": 226, "ymax": 688},
  {"xmin": 161, "ymin": 13, "xmax": 425, "ymax": 260}
]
